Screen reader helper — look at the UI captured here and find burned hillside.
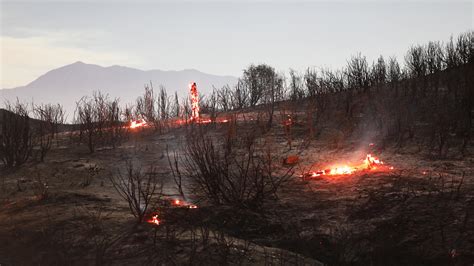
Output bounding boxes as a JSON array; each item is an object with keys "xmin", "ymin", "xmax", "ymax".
[{"xmin": 0, "ymin": 31, "xmax": 473, "ymax": 265}]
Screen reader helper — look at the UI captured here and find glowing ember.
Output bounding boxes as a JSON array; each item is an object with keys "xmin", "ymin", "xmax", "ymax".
[
  {"xmin": 329, "ymin": 166, "xmax": 354, "ymax": 175},
  {"xmin": 148, "ymin": 214, "xmax": 161, "ymax": 225},
  {"xmin": 189, "ymin": 82, "xmax": 200, "ymax": 121},
  {"xmin": 363, "ymin": 154, "xmax": 384, "ymax": 169},
  {"xmin": 171, "ymin": 198, "xmax": 198, "ymax": 209},
  {"xmin": 306, "ymin": 153, "xmax": 392, "ymax": 178},
  {"xmin": 130, "ymin": 119, "xmax": 147, "ymax": 129},
  {"xmin": 199, "ymin": 119, "xmax": 212, "ymax": 124}
]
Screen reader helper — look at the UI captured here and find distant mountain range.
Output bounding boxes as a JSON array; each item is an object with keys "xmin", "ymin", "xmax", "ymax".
[{"xmin": 1, "ymin": 61, "xmax": 238, "ymax": 119}]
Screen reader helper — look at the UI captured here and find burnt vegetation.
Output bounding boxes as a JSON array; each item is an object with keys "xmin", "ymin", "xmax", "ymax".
[{"xmin": 0, "ymin": 31, "xmax": 473, "ymax": 265}]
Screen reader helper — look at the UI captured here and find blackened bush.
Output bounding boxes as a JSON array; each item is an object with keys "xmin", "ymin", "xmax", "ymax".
[
  {"xmin": 110, "ymin": 160, "xmax": 162, "ymax": 223},
  {"xmin": 170, "ymin": 128, "xmax": 293, "ymax": 209},
  {"xmin": 0, "ymin": 102, "xmax": 34, "ymax": 167}
]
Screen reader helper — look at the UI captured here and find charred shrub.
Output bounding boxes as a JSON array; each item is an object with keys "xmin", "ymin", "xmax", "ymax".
[
  {"xmin": 75, "ymin": 91, "xmax": 128, "ymax": 153},
  {"xmin": 0, "ymin": 101, "xmax": 34, "ymax": 168},
  {"xmin": 32, "ymin": 103, "xmax": 65, "ymax": 162},
  {"xmin": 170, "ymin": 128, "xmax": 293, "ymax": 210},
  {"xmin": 110, "ymin": 160, "xmax": 163, "ymax": 223}
]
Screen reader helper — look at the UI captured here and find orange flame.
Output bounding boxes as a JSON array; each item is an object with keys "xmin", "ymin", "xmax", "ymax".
[
  {"xmin": 148, "ymin": 214, "xmax": 160, "ymax": 225},
  {"xmin": 308, "ymin": 154, "xmax": 391, "ymax": 178},
  {"xmin": 130, "ymin": 119, "xmax": 147, "ymax": 129},
  {"xmin": 171, "ymin": 198, "xmax": 198, "ymax": 209},
  {"xmin": 363, "ymin": 154, "xmax": 384, "ymax": 169},
  {"xmin": 189, "ymin": 82, "xmax": 200, "ymax": 121}
]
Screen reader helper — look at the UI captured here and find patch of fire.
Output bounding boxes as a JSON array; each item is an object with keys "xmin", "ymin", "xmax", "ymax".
[
  {"xmin": 189, "ymin": 82, "xmax": 200, "ymax": 121},
  {"xmin": 304, "ymin": 153, "xmax": 393, "ymax": 179},
  {"xmin": 147, "ymin": 212, "xmax": 161, "ymax": 226},
  {"xmin": 171, "ymin": 198, "xmax": 198, "ymax": 209},
  {"xmin": 130, "ymin": 118, "xmax": 147, "ymax": 129}
]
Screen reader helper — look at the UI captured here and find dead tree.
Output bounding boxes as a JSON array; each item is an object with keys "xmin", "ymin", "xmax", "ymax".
[
  {"xmin": 231, "ymin": 79, "xmax": 249, "ymax": 110},
  {"xmin": 406, "ymin": 45, "xmax": 428, "ymax": 78},
  {"xmin": 203, "ymin": 90, "xmax": 218, "ymax": 122},
  {"xmin": 242, "ymin": 64, "xmax": 283, "ymax": 128},
  {"xmin": 106, "ymin": 98, "xmax": 127, "ymax": 148},
  {"xmin": 33, "ymin": 103, "xmax": 65, "ymax": 161},
  {"xmin": 180, "ymin": 97, "xmax": 192, "ymax": 123},
  {"xmin": 75, "ymin": 92, "xmax": 114, "ymax": 153},
  {"xmin": 0, "ymin": 101, "xmax": 34, "ymax": 167},
  {"xmin": 289, "ymin": 69, "xmax": 305, "ymax": 101},
  {"xmin": 370, "ymin": 55, "xmax": 387, "ymax": 88},
  {"xmin": 75, "ymin": 96, "xmax": 98, "ymax": 153},
  {"xmin": 169, "ymin": 129, "xmax": 293, "ymax": 209},
  {"xmin": 173, "ymin": 91, "xmax": 180, "ymax": 118},
  {"xmin": 159, "ymin": 86, "xmax": 170, "ymax": 120},
  {"xmin": 110, "ymin": 161, "xmax": 162, "ymax": 223},
  {"xmin": 135, "ymin": 84, "xmax": 160, "ymax": 130},
  {"xmin": 346, "ymin": 53, "xmax": 370, "ymax": 93},
  {"xmin": 217, "ymin": 85, "xmax": 232, "ymax": 112},
  {"xmin": 387, "ymin": 57, "xmax": 402, "ymax": 96},
  {"xmin": 304, "ymin": 67, "xmax": 319, "ymax": 98}
]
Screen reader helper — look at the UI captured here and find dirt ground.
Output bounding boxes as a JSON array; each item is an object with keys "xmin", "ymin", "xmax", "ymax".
[{"xmin": 1, "ymin": 118, "xmax": 473, "ymax": 265}]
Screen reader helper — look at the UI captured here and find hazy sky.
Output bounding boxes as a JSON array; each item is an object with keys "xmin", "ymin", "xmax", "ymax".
[{"xmin": 1, "ymin": 0, "xmax": 472, "ymax": 88}]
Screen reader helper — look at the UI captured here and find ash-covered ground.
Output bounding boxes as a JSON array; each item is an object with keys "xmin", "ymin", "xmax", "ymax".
[{"xmin": 1, "ymin": 112, "xmax": 473, "ymax": 265}]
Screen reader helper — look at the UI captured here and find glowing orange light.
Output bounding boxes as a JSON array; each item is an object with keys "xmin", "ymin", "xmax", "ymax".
[
  {"xmin": 130, "ymin": 119, "xmax": 147, "ymax": 129},
  {"xmin": 200, "ymin": 119, "xmax": 212, "ymax": 124},
  {"xmin": 189, "ymin": 82, "xmax": 200, "ymax": 121},
  {"xmin": 363, "ymin": 154, "xmax": 384, "ymax": 169},
  {"xmin": 329, "ymin": 166, "xmax": 354, "ymax": 175},
  {"xmin": 148, "ymin": 214, "xmax": 160, "ymax": 225},
  {"xmin": 306, "ymin": 153, "xmax": 392, "ymax": 178},
  {"xmin": 171, "ymin": 198, "xmax": 198, "ymax": 209}
]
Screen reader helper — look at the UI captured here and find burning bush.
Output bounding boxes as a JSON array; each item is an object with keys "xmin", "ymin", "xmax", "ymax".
[{"xmin": 169, "ymin": 128, "xmax": 293, "ymax": 209}]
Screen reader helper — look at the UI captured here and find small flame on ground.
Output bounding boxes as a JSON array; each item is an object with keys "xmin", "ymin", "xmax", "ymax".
[
  {"xmin": 147, "ymin": 199, "xmax": 198, "ymax": 226},
  {"xmin": 307, "ymin": 154, "xmax": 391, "ymax": 178},
  {"xmin": 130, "ymin": 119, "xmax": 147, "ymax": 129},
  {"xmin": 329, "ymin": 166, "xmax": 354, "ymax": 175},
  {"xmin": 148, "ymin": 214, "xmax": 160, "ymax": 225}
]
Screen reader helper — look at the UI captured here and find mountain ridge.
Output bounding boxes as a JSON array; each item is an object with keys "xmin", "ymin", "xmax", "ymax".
[{"xmin": 1, "ymin": 62, "xmax": 239, "ymax": 118}]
